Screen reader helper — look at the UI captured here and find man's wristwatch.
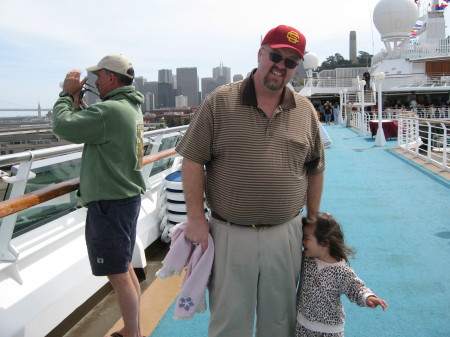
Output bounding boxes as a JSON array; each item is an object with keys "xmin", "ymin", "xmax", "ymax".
[{"xmin": 59, "ymin": 91, "xmax": 72, "ymax": 98}]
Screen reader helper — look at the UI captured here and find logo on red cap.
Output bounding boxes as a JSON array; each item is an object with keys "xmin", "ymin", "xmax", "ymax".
[{"xmin": 286, "ymin": 31, "xmax": 300, "ymax": 44}]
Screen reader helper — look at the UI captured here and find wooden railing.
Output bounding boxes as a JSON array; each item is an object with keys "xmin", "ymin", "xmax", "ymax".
[{"xmin": 0, "ymin": 147, "xmax": 177, "ymax": 219}]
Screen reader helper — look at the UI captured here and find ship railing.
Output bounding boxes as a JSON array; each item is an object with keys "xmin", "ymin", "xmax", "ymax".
[
  {"xmin": 364, "ymin": 109, "xmax": 405, "ymax": 122},
  {"xmin": 378, "ymin": 73, "xmax": 450, "ymax": 89},
  {"xmin": 345, "ymin": 108, "xmax": 449, "ymax": 172},
  {"xmin": 347, "ymin": 109, "xmax": 372, "ymax": 135},
  {"xmin": 308, "ymin": 72, "xmax": 450, "ymax": 91},
  {"xmin": 416, "ymin": 106, "xmax": 450, "ymax": 119},
  {"xmin": 344, "ymin": 106, "xmax": 392, "ymax": 134},
  {"xmin": 307, "ymin": 77, "xmax": 359, "ymax": 89},
  {"xmin": 347, "ymin": 107, "xmax": 449, "ymax": 138},
  {"xmin": 0, "ymin": 125, "xmax": 189, "ymax": 263},
  {"xmin": 397, "ymin": 115, "xmax": 450, "ymax": 173},
  {"xmin": 372, "ymin": 38, "xmax": 450, "ymax": 64}
]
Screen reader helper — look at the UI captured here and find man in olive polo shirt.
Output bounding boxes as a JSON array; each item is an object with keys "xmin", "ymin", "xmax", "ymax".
[{"xmin": 176, "ymin": 25, "xmax": 325, "ymax": 337}]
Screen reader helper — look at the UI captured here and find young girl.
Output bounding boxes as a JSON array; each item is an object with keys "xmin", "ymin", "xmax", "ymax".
[{"xmin": 296, "ymin": 212, "xmax": 388, "ymax": 337}]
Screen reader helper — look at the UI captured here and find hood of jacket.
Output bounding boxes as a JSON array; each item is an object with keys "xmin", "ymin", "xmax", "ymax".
[{"xmin": 103, "ymin": 85, "xmax": 145, "ymax": 105}]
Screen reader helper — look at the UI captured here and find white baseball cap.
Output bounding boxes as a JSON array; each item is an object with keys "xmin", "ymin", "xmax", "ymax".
[{"xmin": 86, "ymin": 54, "xmax": 134, "ymax": 78}]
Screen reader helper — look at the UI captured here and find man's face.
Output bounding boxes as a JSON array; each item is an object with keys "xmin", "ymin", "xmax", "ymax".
[
  {"xmin": 257, "ymin": 47, "xmax": 301, "ymax": 91},
  {"xmin": 94, "ymin": 69, "xmax": 114, "ymax": 98}
]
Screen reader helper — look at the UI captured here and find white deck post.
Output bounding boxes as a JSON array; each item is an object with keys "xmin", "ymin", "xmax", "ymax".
[{"xmin": 374, "ymin": 72, "xmax": 387, "ymax": 146}]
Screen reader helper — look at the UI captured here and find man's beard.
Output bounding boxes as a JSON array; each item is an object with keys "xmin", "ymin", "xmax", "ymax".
[
  {"xmin": 264, "ymin": 78, "xmax": 284, "ymax": 91},
  {"xmin": 263, "ymin": 67, "xmax": 287, "ymax": 91}
]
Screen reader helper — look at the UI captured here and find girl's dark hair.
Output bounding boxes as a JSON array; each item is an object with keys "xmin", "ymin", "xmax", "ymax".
[{"xmin": 303, "ymin": 212, "xmax": 355, "ymax": 262}]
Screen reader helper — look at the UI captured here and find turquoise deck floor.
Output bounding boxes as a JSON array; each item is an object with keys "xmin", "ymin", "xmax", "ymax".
[{"xmin": 150, "ymin": 125, "xmax": 450, "ymax": 337}]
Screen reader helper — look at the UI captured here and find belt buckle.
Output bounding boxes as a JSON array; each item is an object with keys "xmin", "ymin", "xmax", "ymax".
[{"xmin": 251, "ymin": 224, "xmax": 266, "ymax": 230}]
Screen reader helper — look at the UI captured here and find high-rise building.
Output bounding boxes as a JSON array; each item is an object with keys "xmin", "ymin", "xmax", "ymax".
[
  {"xmin": 145, "ymin": 92, "xmax": 155, "ymax": 111},
  {"xmin": 175, "ymin": 95, "xmax": 188, "ymax": 108},
  {"xmin": 233, "ymin": 74, "xmax": 244, "ymax": 82},
  {"xmin": 158, "ymin": 82, "xmax": 175, "ymax": 108},
  {"xmin": 349, "ymin": 31, "xmax": 357, "ymax": 64},
  {"xmin": 213, "ymin": 63, "xmax": 231, "ymax": 85},
  {"xmin": 158, "ymin": 69, "xmax": 173, "ymax": 84},
  {"xmin": 172, "ymin": 75, "xmax": 177, "ymax": 90},
  {"xmin": 134, "ymin": 76, "xmax": 148, "ymax": 111},
  {"xmin": 134, "ymin": 76, "xmax": 147, "ymax": 94},
  {"xmin": 201, "ymin": 77, "xmax": 219, "ymax": 100},
  {"xmin": 145, "ymin": 81, "xmax": 159, "ymax": 112},
  {"xmin": 176, "ymin": 67, "xmax": 199, "ymax": 106}
]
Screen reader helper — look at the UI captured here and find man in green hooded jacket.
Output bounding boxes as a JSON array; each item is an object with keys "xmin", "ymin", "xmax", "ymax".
[{"xmin": 53, "ymin": 54, "xmax": 146, "ymax": 337}]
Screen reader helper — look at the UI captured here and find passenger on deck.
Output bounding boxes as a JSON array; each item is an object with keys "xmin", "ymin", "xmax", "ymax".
[
  {"xmin": 297, "ymin": 213, "xmax": 388, "ymax": 337},
  {"xmin": 332, "ymin": 102, "xmax": 340, "ymax": 125},
  {"xmin": 52, "ymin": 54, "xmax": 146, "ymax": 337},
  {"xmin": 362, "ymin": 69, "xmax": 371, "ymax": 91},
  {"xmin": 324, "ymin": 102, "xmax": 332, "ymax": 125},
  {"xmin": 176, "ymin": 25, "xmax": 325, "ymax": 337}
]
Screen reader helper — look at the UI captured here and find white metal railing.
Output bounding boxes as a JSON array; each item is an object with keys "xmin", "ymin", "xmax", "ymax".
[
  {"xmin": 0, "ymin": 125, "xmax": 189, "ymax": 263},
  {"xmin": 347, "ymin": 108, "xmax": 450, "ymax": 139},
  {"xmin": 365, "ymin": 109, "xmax": 404, "ymax": 121},
  {"xmin": 415, "ymin": 106, "xmax": 450, "ymax": 119},
  {"xmin": 372, "ymin": 38, "xmax": 450, "ymax": 65},
  {"xmin": 377, "ymin": 73, "xmax": 450, "ymax": 89},
  {"xmin": 398, "ymin": 116, "xmax": 450, "ymax": 173},
  {"xmin": 300, "ymin": 72, "xmax": 450, "ymax": 101},
  {"xmin": 346, "ymin": 110, "xmax": 450, "ymax": 169},
  {"xmin": 308, "ymin": 77, "xmax": 359, "ymax": 88},
  {"xmin": 348, "ymin": 109, "xmax": 372, "ymax": 135}
]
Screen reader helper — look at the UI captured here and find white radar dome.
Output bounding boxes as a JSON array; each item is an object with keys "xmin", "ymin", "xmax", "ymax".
[
  {"xmin": 373, "ymin": 0, "xmax": 418, "ymax": 41},
  {"xmin": 303, "ymin": 52, "xmax": 319, "ymax": 70}
]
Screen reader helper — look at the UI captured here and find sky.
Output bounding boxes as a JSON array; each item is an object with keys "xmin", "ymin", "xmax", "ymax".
[{"xmin": 0, "ymin": 0, "xmax": 448, "ymax": 116}]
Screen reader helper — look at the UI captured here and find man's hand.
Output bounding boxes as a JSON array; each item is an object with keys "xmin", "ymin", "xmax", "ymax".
[
  {"xmin": 63, "ymin": 69, "xmax": 88, "ymax": 107},
  {"xmin": 184, "ymin": 217, "xmax": 210, "ymax": 251}
]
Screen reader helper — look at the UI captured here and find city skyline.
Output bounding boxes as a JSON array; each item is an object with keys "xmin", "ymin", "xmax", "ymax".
[{"xmin": 1, "ymin": 0, "xmax": 450, "ymax": 115}]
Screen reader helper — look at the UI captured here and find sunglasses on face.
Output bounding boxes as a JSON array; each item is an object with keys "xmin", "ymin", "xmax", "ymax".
[{"xmin": 267, "ymin": 50, "xmax": 299, "ymax": 69}]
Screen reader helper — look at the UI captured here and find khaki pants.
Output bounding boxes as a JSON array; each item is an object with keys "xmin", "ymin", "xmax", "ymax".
[{"xmin": 208, "ymin": 214, "xmax": 303, "ymax": 337}]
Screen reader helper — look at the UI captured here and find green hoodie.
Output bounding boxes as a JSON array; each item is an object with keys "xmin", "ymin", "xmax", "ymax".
[{"xmin": 52, "ymin": 86, "xmax": 146, "ymax": 205}]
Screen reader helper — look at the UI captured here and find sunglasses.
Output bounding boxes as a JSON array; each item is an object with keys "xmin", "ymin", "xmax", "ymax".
[{"xmin": 266, "ymin": 50, "xmax": 299, "ymax": 69}]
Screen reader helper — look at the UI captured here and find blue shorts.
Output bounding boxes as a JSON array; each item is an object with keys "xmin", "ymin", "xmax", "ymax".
[{"xmin": 85, "ymin": 195, "xmax": 141, "ymax": 276}]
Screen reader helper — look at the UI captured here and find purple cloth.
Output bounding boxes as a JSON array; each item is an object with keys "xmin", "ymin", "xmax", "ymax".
[{"xmin": 156, "ymin": 222, "xmax": 214, "ymax": 320}]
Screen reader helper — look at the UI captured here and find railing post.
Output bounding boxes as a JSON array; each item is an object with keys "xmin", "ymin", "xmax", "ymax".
[
  {"xmin": 343, "ymin": 89, "xmax": 349, "ymax": 127},
  {"xmin": 440, "ymin": 122, "xmax": 448, "ymax": 172},
  {"xmin": 414, "ymin": 119, "xmax": 420, "ymax": 157},
  {"xmin": 426, "ymin": 122, "xmax": 432, "ymax": 163},
  {"xmin": 358, "ymin": 79, "xmax": 366, "ymax": 136},
  {"xmin": 0, "ymin": 158, "xmax": 34, "ymax": 262}
]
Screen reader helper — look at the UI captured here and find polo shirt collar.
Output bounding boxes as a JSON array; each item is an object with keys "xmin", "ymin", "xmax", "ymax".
[{"xmin": 241, "ymin": 69, "xmax": 296, "ymax": 110}]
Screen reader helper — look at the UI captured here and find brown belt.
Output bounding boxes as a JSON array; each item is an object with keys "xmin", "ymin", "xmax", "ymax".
[{"xmin": 210, "ymin": 211, "xmax": 275, "ymax": 229}]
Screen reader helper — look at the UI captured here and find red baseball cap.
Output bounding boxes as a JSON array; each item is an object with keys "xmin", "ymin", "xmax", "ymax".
[{"xmin": 261, "ymin": 25, "xmax": 306, "ymax": 59}]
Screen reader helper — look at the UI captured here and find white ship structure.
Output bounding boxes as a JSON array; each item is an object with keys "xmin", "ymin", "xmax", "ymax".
[{"xmin": 300, "ymin": 0, "xmax": 450, "ymax": 119}]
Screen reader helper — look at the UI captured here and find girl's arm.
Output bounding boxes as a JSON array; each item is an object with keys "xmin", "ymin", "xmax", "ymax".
[{"xmin": 342, "ymin": 267, "xmax": 382, "ymax": 308}]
